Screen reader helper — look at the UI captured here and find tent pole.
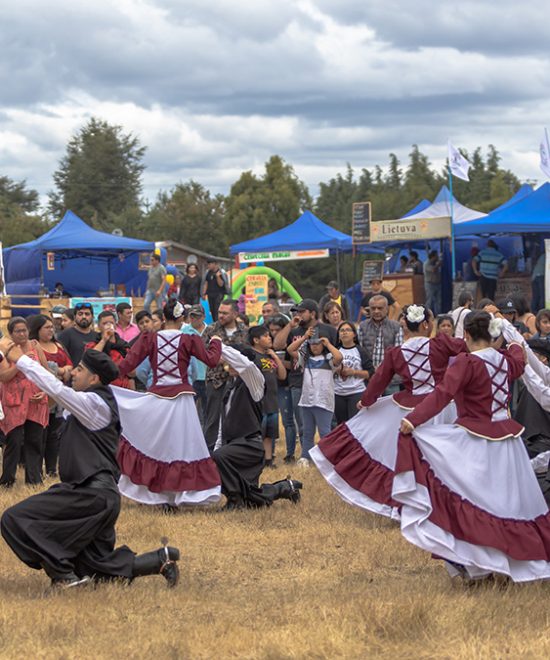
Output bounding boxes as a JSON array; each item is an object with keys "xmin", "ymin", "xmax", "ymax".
[{"xmin": 448, "ymin": 167, "xmax": 456, "ymax": 279}]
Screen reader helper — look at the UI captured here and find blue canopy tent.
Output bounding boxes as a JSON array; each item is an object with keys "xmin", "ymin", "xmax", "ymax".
[
  {"xmin": 455, "ymin": 183, "xmax": 550, "ymax": 237},
  {"xmin": 4, "ymin": 210, "xmax": 155, "ymax": 299}
]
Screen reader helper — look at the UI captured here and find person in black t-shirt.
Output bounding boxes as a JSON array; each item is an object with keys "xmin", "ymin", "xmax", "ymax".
[
  {"xmin": 249, "ymin": 326, "xmax": 287, "ymax": 468},
  {"xmin": 358, "ymin": 278, "xmax": 396, "ymax": 322},
  {"xmin": 57, "ymin": 302, "xmax": 96, "ymax": 366},
  {"xmin": 201, "ymin": 259, "xmax": 228, "ymax": 321}
]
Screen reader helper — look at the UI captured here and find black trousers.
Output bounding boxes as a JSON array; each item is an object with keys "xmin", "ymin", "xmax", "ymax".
[
  {"xmin": 204, "ymin": 382, "xmax": 226, "ymax": 451},
  {"xmin": 44, "ymin": 413, "xmax": 63, "ymax": 476},
  {"xmin": 193, "ymin": 380, "xmax": 207, "ymax": 427},
  {"xmin": 212, "ymin": 435, "xmax": 279, "ymax": 507},
  {"xmin": 479, "ymin": 276, "xmax": 497, "ymax": 301},
  {"xmin": 1, "ymin": 481, "xmax": 134, "ymax": 581},
  {"xmin": 208, "ymin": 294, "xmax": 224, "ymax": 322},
  {"xmin": 0, "ymin": 420, "xmax": 44, "ymax": 486},
  {"xmin": 334, "ymin": 393, "xmax": 363, "ymax": 424}
]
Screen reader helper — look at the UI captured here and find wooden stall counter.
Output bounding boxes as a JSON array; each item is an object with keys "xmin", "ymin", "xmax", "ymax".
[{"xmin": 379, "ymin": 273, "xmax": 425, "ymax": 309}]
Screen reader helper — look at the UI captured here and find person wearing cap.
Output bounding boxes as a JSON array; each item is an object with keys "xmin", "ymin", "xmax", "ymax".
[
  {"xmin": 50, "ymin": 304, "xmax": 68, "ymax": 336},
  {"xmin": 0, "ymin": 343, "xmax": 181, "ymax": 590},
  {"xmin": 497, "ymin": 298, "xmax": 530, "ymax": 338},
  {"xmin": 272, "ymin": 299, "xmax": 337, "ymax": 462},
  {"xmin": 318, "ymin": 281, "xmax": 349, "ymax": 321},
  {"xmin": 472, "ymin": 239, "xmax": 508, "ymax": 300},
  {"xmin": 57, "ymin": 301, "xmax": 96, "ymax": 366},
  {"xmin": 181, "ymin": 304, "xmax": 208, "ymax": 424},
  {"xmin": 201, "ymin": 258, "xmax": 229, "ymax": 322}
]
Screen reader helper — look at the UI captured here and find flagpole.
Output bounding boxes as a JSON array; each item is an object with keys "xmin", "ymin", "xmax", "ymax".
[{"xmin": 448, "ymin": 166, "xmax": 456, "ymax": 279}]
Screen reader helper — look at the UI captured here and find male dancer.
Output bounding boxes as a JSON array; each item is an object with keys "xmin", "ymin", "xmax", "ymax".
[{"xmin": 0, "ymin": 339, "xmax": 179, "ymax": 589}]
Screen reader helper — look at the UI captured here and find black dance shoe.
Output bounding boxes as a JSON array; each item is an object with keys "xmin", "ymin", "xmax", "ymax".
[
  {"xmin": 132, "ymin": 546, "xmax": 180, "ymax": 588},
  {"xmin": 51, "ymin": 574, "xmax": 92, "ymax": 590},
  {"xmin": 272, "ymin": 476, "xmax": 303, "ymax": 503}
]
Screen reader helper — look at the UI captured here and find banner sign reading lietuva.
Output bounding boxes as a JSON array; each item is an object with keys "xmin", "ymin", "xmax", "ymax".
[
  {"xmin": 238, "ymin": 249, "xmax": 329, "ymax": 263},
  {"xmin": 370, "ymin": 216, "xmax": 452, "ymax": 242}
]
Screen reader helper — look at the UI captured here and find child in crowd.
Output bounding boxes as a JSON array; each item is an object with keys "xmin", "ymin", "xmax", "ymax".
[
  {"xmin": 287, "ymin": 328, "xmax": 342, "ymax": 467},
  {"xmin": 533, "ymin": 309, "xmax": 550, "ymax": 341},
  {"xmin": 436, "ymin": 315, "xmax": 455, "ymax": 337}
]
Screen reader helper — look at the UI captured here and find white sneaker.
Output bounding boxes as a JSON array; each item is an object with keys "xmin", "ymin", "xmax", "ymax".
[{"xmin": 296, "ymin": 458, "xmax": 310, "ymax": 468}]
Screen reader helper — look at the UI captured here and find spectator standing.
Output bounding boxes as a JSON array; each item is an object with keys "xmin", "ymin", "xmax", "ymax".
[
  {"xmin": 144, "ymin": 253, "xmax": 167, "ymax": 312},
  {"xmin": 358, "ymin": 295, "xmax": 403, "ymax": 395},
  {"xmin": 322, "ymin": 301, "xmax": 344, "ymax": 330},
  {"xmin": 423, "ymin": 250, "xmax": 442, "ymax": 315},
  {"xmin": 249, "ymin": 326, "xmax": 287, "ymax": 468},
  {"xmin": 333, "ymin": 322, "xmax": 373, "ymax": 424},
  {"xmin": 273, "ymin": 299, "xmax": 337, "ymax": 462},
  {"xmin": 268, "ymin": 315, "xmax": 299, "ymax": 465},
  {"xmin": 50, "ymin": 305, "xmax": 67, "ymax": 336},
  {"xmin": 179, "ymin": 263, "xmax": 202, "ymax": 305},
  {"xmin": 202, "ymin": 299, "xmax": 248, "ymax": 450},
  {"xmin": 115, "ymin": 302, "xmax": 140, "ymax": 343},
  {"xmin": 85, "ymin": 311, "xmax": 133, "ymax": 389},
  {"xmin": 436, "ymin": 315, "xmax": 455, "ymax": 337},
  {"xmin": 318, "ymin": 280, "xmax": 349, "ymax": 320},
  {"xmin": 182, "ymin": 305, "xmax": 208, "ymax": 425},
  {"xmin": 358, "ymin": 278, "xmax": 396, "ymax": 321},
  {"xmin": 59, "ymin": 308, "xmax": 75, "ymax": 334},
  {"xmin": 287, "ymin": 331, "xmax": 342, "ymax": 467},
  {"xmin": 408, "ymin": 251, "xmax": 423, "ymax": 275},
  {"xmin": 472, "ymin": 239, "xmax": 507, "ymax": 300},
  {"xmin": 57, "ymin": 302, "xmax": 95, "ymax": 366},
  {"xmin": 451, "ymin": 291, "xmax": 474, "ymax": 339},
  {"xmin": 28, "ymin": 314, "xmax": 73, "ymax": 477},
  {"xmin": 0, "ymin": 318, "xmax": 49, "ymax": 486},
  {"xmin": 202, "ymin": 259, "xmax": 229, "ymax": 322},
  {"xmin": 533, "ymin": 309, "xmax": 550, "ymax": 341}
]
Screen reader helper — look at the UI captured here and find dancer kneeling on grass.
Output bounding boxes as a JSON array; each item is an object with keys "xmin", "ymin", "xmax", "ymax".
[
  {"xmin": 115, "ymin": 299, "xmax": 223, "ymax": 508},
  {"xmin": 396, "ymin": 311, "xmax": 550, "ymax": 583},
  {"xmin": 310, "ymin": 304, "xmax": 467, "ymax": 518},
  {"xmin": 212, "ymin": 344, "xmax": 302, "ymax": 510},
  {"xmin": 0, "ymin": 343, "xmax": 179, "ymax": 589}
]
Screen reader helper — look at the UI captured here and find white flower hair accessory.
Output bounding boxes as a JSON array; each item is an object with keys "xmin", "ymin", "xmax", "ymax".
[
  {"xmin": 173, "ymin": 301, "xmax": 185, "ymax": 319},
  {"xmin": 488, "ymin": 316, "xmax": 504, "ymax": 339},
  {"xmin": 406, "ymin": 304, "xmax": 426, "ymax": 324}
]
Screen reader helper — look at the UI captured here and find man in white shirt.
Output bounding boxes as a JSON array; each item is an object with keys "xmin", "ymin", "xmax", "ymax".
[{"xmin": 451, "ymin": 291, "xmax": 474, "ymax": 339}]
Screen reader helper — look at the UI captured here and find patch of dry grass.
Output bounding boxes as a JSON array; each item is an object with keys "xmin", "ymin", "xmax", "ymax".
[{"xmin": 0, "ymin": 452, "xmax": 549, "ymax": 659}]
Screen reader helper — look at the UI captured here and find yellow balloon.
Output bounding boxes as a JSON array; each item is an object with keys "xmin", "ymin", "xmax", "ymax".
[
  {"xmin": 154, "ymin": 248, "xmax": 161, "ymax": 256},
  {"xmin": 166, "ymin": 274, "xmax": 175, "ymax": 285}
]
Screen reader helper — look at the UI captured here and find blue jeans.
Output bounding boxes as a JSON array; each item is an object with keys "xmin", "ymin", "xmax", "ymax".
[
  {"xmin": 277, "ymin": 386, "xmax": 297, "ymax": 459},
  {"xmin": 300, "ymin": 406, "xmax": 333, "ymax": 460},
  {"xmin": 424, "ymin": 282, "xmax": 441, "ymax": 316},
  {"xmin": 144, "ymin": 289, "xmax": 165, "ymax": 312}
]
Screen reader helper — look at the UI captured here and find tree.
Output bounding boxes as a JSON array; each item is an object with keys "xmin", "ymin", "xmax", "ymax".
[
  {"xmin": 0, "ymin": 176, "xmax": 48, "ymax": 246},
  {"xmin": 224, "ymin": 155, "xmax": 312, "ymax": 246},
  {"xmin": 48, "ymin": 117, "xmax": 146, "ymax": 232},
  {"xmin": 142, "ymin": 181, "xmax": 226, "ymax": 255}
]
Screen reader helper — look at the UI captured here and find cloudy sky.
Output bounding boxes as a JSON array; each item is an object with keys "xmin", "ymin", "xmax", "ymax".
[{"xmin": 2, "ymin": 0, "xmax": 549, "ymax": 208}]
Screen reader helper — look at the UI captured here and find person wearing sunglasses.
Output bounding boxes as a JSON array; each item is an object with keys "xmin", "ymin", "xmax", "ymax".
[{"xmin": 57, "ymin": 303, "xmax": 95, "ymax": 366}]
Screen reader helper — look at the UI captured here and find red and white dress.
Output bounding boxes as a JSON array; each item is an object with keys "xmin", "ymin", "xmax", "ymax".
[
  {"xmin": 310, "ymin": 333, "xmax": 466, "ymax": 518},
  {"xmin": 115, "ymin": 331, "xmax": 222, "ymax": 506},
  {"xmin": 393, "ymin": 344, "xmax": 550, "ymax": 582}
]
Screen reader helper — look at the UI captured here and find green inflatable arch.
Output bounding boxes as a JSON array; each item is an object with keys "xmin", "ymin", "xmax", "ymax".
[{"xmin": 231, "ymin": 266, "xmax": 301, "ymax": 302}]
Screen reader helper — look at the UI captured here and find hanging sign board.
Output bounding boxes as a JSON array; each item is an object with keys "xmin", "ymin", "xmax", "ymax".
[
  {"xmin": 238, "ymin": 249, "xmax": 329, "ymax": 264},
  {"xmin": 352, "ymin": 202, "xmax": 371, "ymax": 244},
  {"xmin": 361, "ymin": 260, "xmax": 385, "ymax": 292},
  {"xmin": 245, "ymin": 273, "xmax": 268, "ymax": 323},
  {"xmin": 370, "ymin": 216, "xmax": 452, "ymax": 242}
]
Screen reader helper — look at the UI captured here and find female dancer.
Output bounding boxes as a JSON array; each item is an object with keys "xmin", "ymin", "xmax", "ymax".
[
  {"xmin": 396, "ymin": 311, "xmax": 550, "ymax": 582},
  {"xmin": 310, "ymin": 304, "xmax": 466, "ymax": 518},
  {"xmin": 114, "ymin": 299, "xmax": 222, "ymax": 507}
]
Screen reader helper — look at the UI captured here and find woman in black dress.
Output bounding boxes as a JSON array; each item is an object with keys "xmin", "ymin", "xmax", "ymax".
[{"xmin": 178, "ymin": 263, "xmax": 202, "ymax": 304}]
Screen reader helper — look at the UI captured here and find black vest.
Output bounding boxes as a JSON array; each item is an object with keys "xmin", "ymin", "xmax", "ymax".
[
  {"xmin": 59, "ymin": 385, "xmax": 122, "ymax": 486},
  {"xmin": 221, "ymin": 378, "xmax": 263, "ymax": 443}
]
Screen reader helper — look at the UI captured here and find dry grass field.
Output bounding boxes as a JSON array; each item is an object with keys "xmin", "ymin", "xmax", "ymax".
[{"xmin": 0, "ymin": 453, "xmax": 549, "ymax": 660}]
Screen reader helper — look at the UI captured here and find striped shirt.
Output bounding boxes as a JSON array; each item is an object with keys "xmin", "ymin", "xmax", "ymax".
[{"xmin": 474, "ymin": 248, "xmax": 506, "ymax": 280}]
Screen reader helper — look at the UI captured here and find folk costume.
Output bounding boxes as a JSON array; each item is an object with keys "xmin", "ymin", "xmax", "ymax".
[
  {"xmin": 0, "ymin": 350, "xmax": 179, "ymax": 588},
  {"xmin": 394, "ymin": 342, "xmax": 550, "ymax": 582},
  {"xmin": 310, "ymin": 331, "xmax": 466, "ymax": 518},
  {"xmin": 116, "ymin": 329, "xmax": 222, "ymax": 507},
  {"xmin": 212, "ymin": 345, "xmax": 302, "ymax": 509}
]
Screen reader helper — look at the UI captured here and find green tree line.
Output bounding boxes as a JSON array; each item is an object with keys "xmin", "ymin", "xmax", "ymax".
[{"xmin": 1, "ymin": 118, "xmax": 522, "ymax": 295}]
